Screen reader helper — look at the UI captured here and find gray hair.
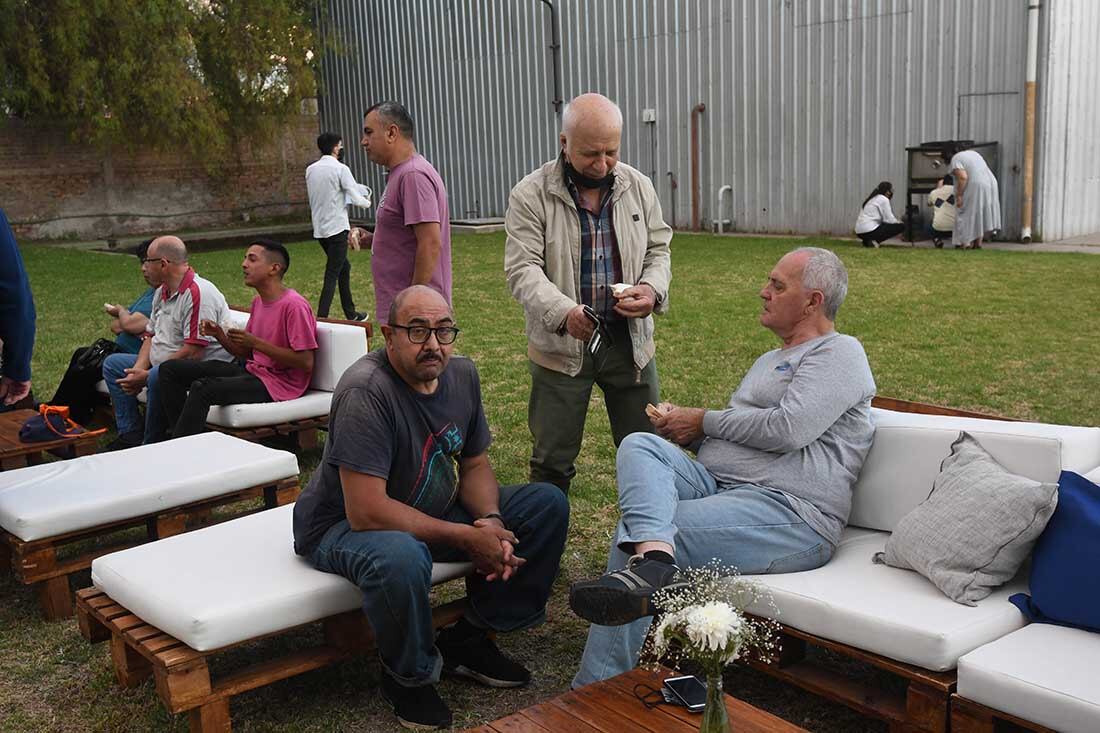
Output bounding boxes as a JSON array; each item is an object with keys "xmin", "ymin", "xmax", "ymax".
[
  {"xmin": 365, "ymin": 101, "xmax": 415, "ymax": 142},
  {"xmin": 794, "ymin": 247, "xmax": 848, "ymax": 321}
]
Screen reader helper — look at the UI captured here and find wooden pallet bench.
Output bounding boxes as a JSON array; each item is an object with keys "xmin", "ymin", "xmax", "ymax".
[
  {"xmin": 2, "ymin": 476, "xmax": 299, "ymax": 620},
  {"xmin": 951, "ymin": 694, "xmax": 1056, "ymax": 733},
  {"xmin": 210, "ymin": 415, "xmax": 328, "ymax": 451},
  {"xmin": 738, "ymin": 395, "xmax": 1019, "ymax": 733},
  {"xmin": 76, "ymin": 587, "xmax": 466, "ymax": 732}
]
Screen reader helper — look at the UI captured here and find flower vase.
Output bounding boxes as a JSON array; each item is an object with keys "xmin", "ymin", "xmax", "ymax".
[{"xmin": 700, "ymin": 672, "xmax": 730, "ymax": 733}]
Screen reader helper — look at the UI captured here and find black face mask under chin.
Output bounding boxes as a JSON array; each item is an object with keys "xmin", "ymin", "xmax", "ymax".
[{"xmin": 562, "ymin": 155, "xmax": 614, "ymax": 190}]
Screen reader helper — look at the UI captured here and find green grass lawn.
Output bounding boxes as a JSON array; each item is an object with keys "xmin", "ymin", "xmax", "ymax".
[{"xmin": 3, "ymin": 233, "xmax": 1099, "ymax": 731}]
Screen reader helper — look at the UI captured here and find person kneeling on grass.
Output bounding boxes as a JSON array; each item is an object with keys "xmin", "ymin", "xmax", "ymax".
[
  {"xmin": 292, "ymin": 285, "xmax": 569, "ymax": 731},
  {"xmin": 569, "ymin": 247, "xmax": 877, "ymax": 687},
  {"xmin": 156, "ymin": 239, "xmax": 318, "ymax": 439}
]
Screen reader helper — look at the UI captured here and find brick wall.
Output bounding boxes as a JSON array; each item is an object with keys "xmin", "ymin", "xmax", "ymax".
[{"xmin": 0, "ymin": 111, "xmax": 320, "ymax": 241}]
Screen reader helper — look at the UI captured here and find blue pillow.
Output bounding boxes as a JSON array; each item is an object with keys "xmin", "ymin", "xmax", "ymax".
[{"xmin": 1010, "ymin": 471, "xmax": 1100, "ymax": 632}]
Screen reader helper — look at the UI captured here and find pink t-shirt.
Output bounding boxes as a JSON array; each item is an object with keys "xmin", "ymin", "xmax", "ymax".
[
  {"xmin": 244, "ymin": 289, "xmax": 319, "ymax": 402},
  {"xmin": 371, "ymin": 153, "xmax": 452, "ymax": 323}
]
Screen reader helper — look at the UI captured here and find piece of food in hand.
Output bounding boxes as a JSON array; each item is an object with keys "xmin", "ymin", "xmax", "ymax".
[
  {"xmin": 645, "ymin": 403, "xmax": 664, "ymax": 420},
  {"xmin": 611, "ymin": 282, "xmax": 632, "ymax": 297}
]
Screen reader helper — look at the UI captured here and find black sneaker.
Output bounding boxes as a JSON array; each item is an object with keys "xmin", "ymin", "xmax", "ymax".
[
  {"xmin": 437, "ymin": 625, "xmax": 531, "ymax": 688},
  {"xmin": 569, "ymin": 555, "xmax": 688, "ymax": 626},
  {"xmin": 349, "ymin": 311, "xmax": 369, "ymax": 322},
  {"xmin": 379, "ymin": 672, "xmax": 452, "ymax": 730},
  {"xmin": 104, "ymin": 431, "xmax": 143, "ymax": 452}
]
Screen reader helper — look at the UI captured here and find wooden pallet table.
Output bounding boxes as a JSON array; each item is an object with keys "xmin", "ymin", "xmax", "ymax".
[
  {"xmin": 76, "ymin": 586, "xmax": 466, "ymax": 732},
  {"xmin": 466, "ymin": 665, "xmax": 807, "ymax": 732},
  {"xmin": 2, "ymin": 477, "xmax": 299, "ymax": 620},
  {"xmin": 0, "ymin": 408, "xmax": 101, "ymax": 470}
]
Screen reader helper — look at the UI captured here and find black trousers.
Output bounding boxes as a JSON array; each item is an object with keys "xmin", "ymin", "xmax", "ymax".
[
  {"xmin": 316, "ymin": 231, "xmax": 357, "ymax": 318},
  {"xmin": 157, "ymin": 359, "xmax": 272, "ymax": 439},
  {"xmin": 860, "ymin": 222, "xmax": 905, "ymax": 246},
  {"xmin": 49, "ymin": 347, "xmax": 106, "ymax": 424}
]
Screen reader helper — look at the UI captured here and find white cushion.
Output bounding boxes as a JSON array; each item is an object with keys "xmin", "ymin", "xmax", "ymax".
[
  {"xmin": 871, "ymin": 407, "xmax": 1100, "ymax": 473},
  {"xmin": 1085, "ymin": 465, "xmax": 1100, "ymax": 484},
  {"xmin": 0, "ymin": 433, "xmax": 298, "ymax": 542},
  {"xmin": 91, "ymin": 504, "xmax": 473, "ymax": 651},
  {"xmin": 229, "ymin": 309, "xmax": 367, "ymax": 392},
  {"xmin": 958, "ymin": 624, "xmax": 1100, "ymax": 733},
  {"xmin": 205, "ymin": 391, "xmax": 332, "ymax": 428},
  {"xmin": 743, "ymin": 527, "xmax": 1026, "ymax": 671},
  {"xmin": 308, "ymin": 320, "xmax": 368, "ymax": 391},
  {"xmin": 850, "ymin": 426, "xmax": 1062, "ymax": 532},
  {"xmin": 94, "ymin": 380, "xmax": 146, "ymax": 404}
]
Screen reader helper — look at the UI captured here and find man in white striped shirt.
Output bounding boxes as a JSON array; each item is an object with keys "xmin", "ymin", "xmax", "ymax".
[{"xmin": 305, "ymin": 132, "xmax": 372, "ymax": 320}]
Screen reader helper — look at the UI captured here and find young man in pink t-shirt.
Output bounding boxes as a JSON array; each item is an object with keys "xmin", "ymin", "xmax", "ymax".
[
  {"xmin": 156, "ymin": 239, "xmax": 319, "ymax": 439},
  {"xmin": 351, "ymin": 101, "xmax": 452, "ymax": 324}
]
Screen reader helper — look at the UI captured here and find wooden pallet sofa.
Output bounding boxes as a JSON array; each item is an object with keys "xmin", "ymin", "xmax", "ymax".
[
  {"xmin": 76, "ymin": 503, "xmax": 473, "ymax": 732},
  {"xmin": 949, "ymin": 463, "xmax": 1100, "ymax": 733},
  {"xmin": 739, "ymin": 397, "xmax": 1100, "ymax": 733},
  {"xmin": 0, "ymin": 432, "xmax": 299, "ymax": 620},
  {"xmin": 95, "ymin": 312, "xmax": 372, "ymax": 450}
]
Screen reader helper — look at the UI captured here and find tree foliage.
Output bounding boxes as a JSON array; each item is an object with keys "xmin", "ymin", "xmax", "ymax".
[{"xmin": 0, "ymin": 0, "xmax": 318, "ymax": 165}]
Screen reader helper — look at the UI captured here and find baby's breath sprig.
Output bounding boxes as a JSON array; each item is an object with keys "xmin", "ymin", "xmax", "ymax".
[{"xmin": 642, "ymin": 561, "xmax": 781, "ymax": 674}]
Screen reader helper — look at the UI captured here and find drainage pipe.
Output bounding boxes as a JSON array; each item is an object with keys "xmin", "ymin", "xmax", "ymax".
[
  {"xmin": 690, "ymin": 103, "xmax": 706, "ymax": 230},
  {"xmin": 1021, "ymin": 1, "xmax": 1041, "ymax": 242},
  {"xmin": 538, "ymin": 0, "xmax": 564, "ymax": 114},
  {"xmin": 714, "ymin": 185, "xmax": 733, "ymax": 233}
]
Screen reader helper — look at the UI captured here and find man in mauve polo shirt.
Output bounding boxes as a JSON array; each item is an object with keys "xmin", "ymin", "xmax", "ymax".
[
  {"xmin": 102, "ymin": 236, "xmax": 232, "ymax": 450},
  {"xmin": 350, "ymin": 101, "xmax": 451, "ymax": 324}
]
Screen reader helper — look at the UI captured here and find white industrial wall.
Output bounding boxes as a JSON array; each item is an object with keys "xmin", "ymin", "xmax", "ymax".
[
  {"xmin": 1034, "ymin": 0, "xmax": 1100, "ymax": 242},
  {"xmin": 318, "ymin": 1, "xmax": 1052, "ymax": 238}
]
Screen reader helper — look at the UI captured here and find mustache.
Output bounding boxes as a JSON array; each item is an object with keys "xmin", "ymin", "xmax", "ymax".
[{"xmin": 417, "ymin": 350, "xmax": 442, "ymax": 363}]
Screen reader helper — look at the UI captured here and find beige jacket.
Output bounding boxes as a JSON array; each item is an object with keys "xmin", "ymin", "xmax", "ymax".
[{"xmin": 504, "ymin": 157, "xmax": 672, "ymax": 376}]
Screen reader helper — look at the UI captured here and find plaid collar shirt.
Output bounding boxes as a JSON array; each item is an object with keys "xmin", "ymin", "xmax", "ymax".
[{"xmin": 567, "ymin": 175, "xmax": 623, "ymax": 320}]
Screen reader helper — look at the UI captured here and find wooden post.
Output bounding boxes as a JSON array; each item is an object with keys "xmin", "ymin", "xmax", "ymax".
[
  {"xmin": 295, "ymin": 427, "xmax": 318, "ymax": 451},
  {"xmin": 906, "ymin": 683, "xmax": 950, "ymax": 733},
  {"xmin": 37, "ymin": 575, "xmax": 74, "ymax": 620},
  {"xmin": 188, "ymin": 698, "xmax": 231, "ymax": 733},
  {"xmin": 111, "ymin": 633, "xmax": 153, "ymax": 687}
]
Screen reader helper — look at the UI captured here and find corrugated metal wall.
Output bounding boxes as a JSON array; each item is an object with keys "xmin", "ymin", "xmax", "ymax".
[
  {"xmin": 318, "ymin": 0, "xmax": 1038, "ymax": 238},
  {"xmin": 1035, "ymin": 0, "xmax": 1100, "ymax": 242}
]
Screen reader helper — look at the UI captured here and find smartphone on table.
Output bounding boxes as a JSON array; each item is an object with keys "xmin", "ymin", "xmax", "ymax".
[{"xmin": 664, "ymin": 674, "xmax": 707, "ymax": 713}]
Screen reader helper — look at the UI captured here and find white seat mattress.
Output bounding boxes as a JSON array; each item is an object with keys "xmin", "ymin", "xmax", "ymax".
[
  {"xmin": 743, "ymin": 527, "xmax": 1027, "ymax": 671},
  {"xmin": 0, "ymin": 432, "xmax": 298, "ymax": 541},
  {"xmin": 958, "ymin": 624, "xmax": 1100, "ymax": 733},
  {"xmin": 205, "ymin": 390, "xmax": 332, "ymax": 428},
  {"xmin": 91, "ymin": 504, "xmax": 473, "ymax": 651}
]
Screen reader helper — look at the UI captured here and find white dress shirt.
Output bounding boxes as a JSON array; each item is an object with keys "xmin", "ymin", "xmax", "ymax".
[{"xmin": 305, "ymin": 155, "xmax": 372, "ymax": 239}]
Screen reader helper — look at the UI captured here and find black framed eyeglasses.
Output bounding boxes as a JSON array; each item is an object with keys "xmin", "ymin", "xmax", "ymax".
[
  {"xmin": 391, "ymin": 324, "xmax": 460, "ymax": 345},
  {"xmin": 141, "ymin": 257, "xmax": 167, "ymax": 265}
]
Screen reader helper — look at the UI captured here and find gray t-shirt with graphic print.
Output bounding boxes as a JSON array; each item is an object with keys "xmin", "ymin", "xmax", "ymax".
[
  {"xmin": 293, "ymin": 349, "xmax": 491, "ymax": 555},
  {"xmin": 697, "ymin": 333, "xmax": 876, "ymax": 546}
]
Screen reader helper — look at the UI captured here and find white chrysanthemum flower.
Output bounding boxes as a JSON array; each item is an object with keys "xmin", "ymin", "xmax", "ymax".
[{"xmin": 683, "ymin": 601, "xmax": 742, "ymax": 652}]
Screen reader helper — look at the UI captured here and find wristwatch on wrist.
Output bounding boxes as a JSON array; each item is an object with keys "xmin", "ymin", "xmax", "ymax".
[{"xmin": 479, "ymin": 512, "xmax": 507, "ymax": 528}]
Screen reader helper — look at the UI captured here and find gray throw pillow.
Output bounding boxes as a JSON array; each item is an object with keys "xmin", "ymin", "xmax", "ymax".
[{"xmin": 873, "ymin": 432, "xmax": 1059, "ymax": 606}]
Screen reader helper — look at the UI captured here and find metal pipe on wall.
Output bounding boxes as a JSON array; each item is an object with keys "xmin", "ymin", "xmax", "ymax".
[
  {"xmin": 1021, "ymin": 1, "xmax": 1041, "ymax": 242},
  {"xmin": 690, "ymin": 103, "xmax": 705, "ymax": 231},
  {"xmin": 538, "ymin": 0, "xmax": 564, "ymax": 114}
]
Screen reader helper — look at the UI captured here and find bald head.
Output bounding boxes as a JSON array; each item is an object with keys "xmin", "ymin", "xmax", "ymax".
[
  {"xmin": 388, "ymin": 285, "xmax": 452, "ymax": 326},
  {"xmin": 562, "ymin": 93, "xmax": 623, "ymax": 138},
  {"xmin": 149, "ymin": 235, "xmax": 188, "ymax": 264}
]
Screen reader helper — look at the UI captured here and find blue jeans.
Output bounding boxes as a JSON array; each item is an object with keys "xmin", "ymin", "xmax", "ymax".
[
  {"xmin": 308, "ymin": 482, "xmax": 569, "ymax": 686},
  {"xmin": 573, "ymin": 432, "xmax": 834, "ymax": 688},
  {"xmin": 102, "ymin": 353, "xmax": 165, "ymax": 442}
]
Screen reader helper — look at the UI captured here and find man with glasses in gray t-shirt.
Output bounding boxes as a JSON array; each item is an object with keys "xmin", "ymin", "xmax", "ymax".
[{"xmin": 293, "ymin": 285, "xmax": 568, "ymax": 731}]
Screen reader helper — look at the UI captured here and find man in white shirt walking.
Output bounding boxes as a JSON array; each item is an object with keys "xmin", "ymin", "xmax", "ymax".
[{"xmin": 305, "ymin": 132, "xmax": 372, "ymax": 320}]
